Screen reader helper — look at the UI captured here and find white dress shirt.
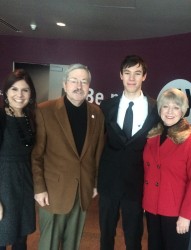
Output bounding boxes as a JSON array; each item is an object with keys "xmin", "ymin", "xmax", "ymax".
[{"xmin": 117, "ymin": 91, "xmax": 148, "ymax": 136}]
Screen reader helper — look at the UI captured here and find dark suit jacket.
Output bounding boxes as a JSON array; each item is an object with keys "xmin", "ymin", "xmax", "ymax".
[
  {"xmin": 32, "ymin": 97, "xmax": 104, "ymax": 214},
  {"xmin": 97, "ymin": 93, "xmax": 159, "ymax": 201}
]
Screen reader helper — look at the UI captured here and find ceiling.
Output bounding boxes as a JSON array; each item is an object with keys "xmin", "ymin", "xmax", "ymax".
[{"xmin": 0, "ymin": 0, "xmax": 191, "ymax": 41}]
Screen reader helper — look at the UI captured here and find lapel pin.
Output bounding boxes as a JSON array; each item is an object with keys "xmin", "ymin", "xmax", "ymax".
[{"xmin": 91, "ymin": 115, "xmax": 95, "ymax": 119}]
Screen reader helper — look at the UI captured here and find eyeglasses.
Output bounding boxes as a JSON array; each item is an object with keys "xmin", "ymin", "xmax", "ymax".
[{"xmin": 67, "ymin": 78, "xmax": 89, "ymax": 85}]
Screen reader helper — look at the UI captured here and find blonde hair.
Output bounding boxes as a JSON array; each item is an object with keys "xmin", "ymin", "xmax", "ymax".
[{"xmin": 157, "ymin": 88, "xmax": 189, "ymax": 117}]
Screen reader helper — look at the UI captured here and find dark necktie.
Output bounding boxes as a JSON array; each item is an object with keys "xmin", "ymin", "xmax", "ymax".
[{"xmin": 123, "ymin": 101, "xmax": 134, "ymax": 139}]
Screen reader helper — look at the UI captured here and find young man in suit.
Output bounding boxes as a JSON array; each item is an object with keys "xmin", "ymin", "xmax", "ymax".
[
  {"xmin": 32, "ymin": 64, "xmax": 104, "ymax": 250},
  {"xmin": 97, "ymin": 55, "xmax": 159, "ymax": 250}
]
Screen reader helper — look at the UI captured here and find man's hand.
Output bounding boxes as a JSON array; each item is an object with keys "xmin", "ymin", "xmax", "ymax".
[
  {"xmin": 176, "ymin": 216, "xmax": 190, "ymax": 234},
  {"xmin": 34, "ymin": 192, "xmax": 50, "ymax": 207},
  {"xmin": 92, "ymin": 188, "xmax": 98, "ymax": 198},
  {"xmin": 0, "ymin": 202, "xmax": 3, "ymax": 221}
]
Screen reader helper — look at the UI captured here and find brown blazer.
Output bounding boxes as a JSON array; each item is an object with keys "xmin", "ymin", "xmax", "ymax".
[{"xmin": 32, "ymin": 97, "xmax": 104, "ymax": 214}]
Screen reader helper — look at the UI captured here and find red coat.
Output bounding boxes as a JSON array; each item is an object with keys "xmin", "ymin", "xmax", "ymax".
[{"xmin": 143, "ymin": 134, "xmax": 191, "ymax": 219}]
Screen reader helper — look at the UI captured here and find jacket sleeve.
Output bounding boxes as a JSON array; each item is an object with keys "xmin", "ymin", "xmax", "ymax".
[
  {"xmin": 31, "ymin": 108, "xmax": 47, "ymax": 194},
  {"xmin": 179, "ymin": 141, "xmax": 191, "ymax": 219},
  {"xmin": 94, "ymin": 110, "xmax": 105, "ymax": 187}
]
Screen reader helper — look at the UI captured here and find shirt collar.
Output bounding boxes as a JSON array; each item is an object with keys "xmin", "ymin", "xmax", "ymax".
[{"xmin": 120, "ymin": 91, "xmax": 144, "ymax": 108}]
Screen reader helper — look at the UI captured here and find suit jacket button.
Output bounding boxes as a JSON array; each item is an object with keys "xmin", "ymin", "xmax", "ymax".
[
  {"xmin": 155, "ymin": 182, "xmax": 159, "ymax": 187},
  {"xmin": 157, "ymin": 164, "xmax": 160, "ymax": 169}
]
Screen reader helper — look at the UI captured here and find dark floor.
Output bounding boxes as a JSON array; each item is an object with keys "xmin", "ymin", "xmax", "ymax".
[{"xmin": 8, "ymin": 197, "xmax": 148, "ymax": 250}]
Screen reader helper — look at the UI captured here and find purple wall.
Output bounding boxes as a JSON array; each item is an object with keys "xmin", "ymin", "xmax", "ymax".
[{"xmin": 0, "ymin": 33, "xmax": 191, "ymax": 99}]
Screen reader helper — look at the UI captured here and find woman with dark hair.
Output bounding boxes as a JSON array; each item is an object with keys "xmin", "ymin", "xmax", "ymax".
[{"xmin": 0, "ymin": 69, "xmax": 37, "ymax": 250}]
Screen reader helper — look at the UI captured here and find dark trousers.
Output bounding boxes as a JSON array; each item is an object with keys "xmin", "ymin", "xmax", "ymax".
[
  {"xmin": 99, "ymin": 194, "xmax": 143, "ymax": 250},
  {"xmin": 0, "ymin": 236, "xmax": 27, "ymax": 250},
  {"xmin": 146, "ymin": 212, "xmax": 191, "ymax": 250}
]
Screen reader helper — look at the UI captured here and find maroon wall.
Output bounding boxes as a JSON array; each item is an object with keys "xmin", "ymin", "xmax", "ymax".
[{"xmin": 0, "ymin": 33, "xmax": 191, "ymax": 99}]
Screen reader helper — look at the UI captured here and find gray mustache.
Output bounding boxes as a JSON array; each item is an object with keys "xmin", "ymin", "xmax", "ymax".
[{"xmin": 73, "ymin": 90, "xmax": 84, "ymax": 93}]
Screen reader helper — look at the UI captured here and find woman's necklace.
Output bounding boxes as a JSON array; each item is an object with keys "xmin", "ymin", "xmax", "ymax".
[{"xmin": 8, "ymin": 107, "xmax": 34, "ymax": 147}]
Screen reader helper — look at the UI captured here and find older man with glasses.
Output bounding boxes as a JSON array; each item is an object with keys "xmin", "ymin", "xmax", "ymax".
[{"xmin": 32, "ymin": 63, "xmax": 105, "ymax": 250}]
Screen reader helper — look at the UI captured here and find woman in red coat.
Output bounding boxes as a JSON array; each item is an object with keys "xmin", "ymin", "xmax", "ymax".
[{"xmin": 143, "ymin": 88, "xmax": 191, "ymax": 250}]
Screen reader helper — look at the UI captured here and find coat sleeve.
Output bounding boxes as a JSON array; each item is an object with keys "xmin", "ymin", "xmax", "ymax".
[
  {"xmin": 31, "ymin": 108, "xmax": 47, "ymax": 194},
  {"xmin": 179, "ymin": 139, "xmax": 191, "ymax": 219},
  {"xmin": 94, "ymin": 110, "xmax": 105, "ymax": 187}
]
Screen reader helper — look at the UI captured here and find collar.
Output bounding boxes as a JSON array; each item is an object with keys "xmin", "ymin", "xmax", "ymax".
[{"xmin": 119, "ymin": 91, "xmax": 144, "ymax": 108}]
